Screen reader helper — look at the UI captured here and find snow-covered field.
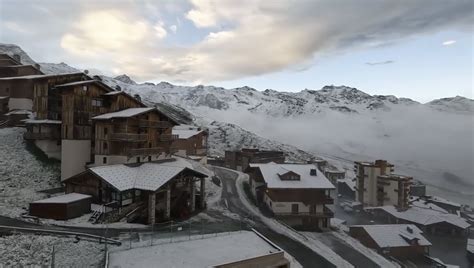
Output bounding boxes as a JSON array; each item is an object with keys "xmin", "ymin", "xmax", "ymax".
[
  {"xmin": 0, "ymin": 234, "xmax": 106, "ymax": 267},
  {"xmin": 0, "ymin": 128, "xmax": 60, "ymax": 218}
]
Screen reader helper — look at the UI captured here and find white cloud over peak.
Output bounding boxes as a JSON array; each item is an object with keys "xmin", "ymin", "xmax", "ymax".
[{"xmin": 2, "ymin": 0, "xmax": 472, "ymax": 83}]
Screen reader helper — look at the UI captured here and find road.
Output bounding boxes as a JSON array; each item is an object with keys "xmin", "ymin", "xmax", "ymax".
[
  {"xmin": 214, "ymin": 166, "xmax": 382, "ymax": 268},
  {"xmin": 214, "ymin": 167, "xmax": 336, "ymax": 268}
]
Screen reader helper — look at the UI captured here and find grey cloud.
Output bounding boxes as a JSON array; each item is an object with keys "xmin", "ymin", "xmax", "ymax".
[{"xmin": 1, "ymin": 0, "xmax": 472, "ymax": 82}]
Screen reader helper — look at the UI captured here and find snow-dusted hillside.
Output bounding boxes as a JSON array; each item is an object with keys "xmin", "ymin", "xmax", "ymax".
[
  {"xmin": 0, "ymin": 43, "xmax": 36, "ymax": 65},
  {"xmin": 98, "ymin": 77, "xmax": 473, "ymax": 206},
  {"xmin": 208, "ymin": 121, "xmax": 314, "ymax": 161},
  {"xmin": 39, "ymin": 62, "xmax": 80, "ymax": 75},
  {"xmin": 2, "ymin": 44, "xmax": 472, "ymax": 206}
]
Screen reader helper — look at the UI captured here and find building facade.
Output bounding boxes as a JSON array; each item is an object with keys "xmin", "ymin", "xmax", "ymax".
[
  {"xmin": 63, "ymin": 158, "xmax": 207, "ymax": 224},
  {"xmin": 354, "ymin": 160, "xmax": 394, "ymax": 207},
  {"xmin": 377, "ymin": 174, "xmax": 412, "ymax": 210},
  {"xmin": 225, "ymin": 148, "xmax": 285, "ymax": 171},
  {"xmin": 171, "ymin": 124, "xmax": 208, "ymax": 157},
  {"xmin": 247, "ymin": 162, "xmax": 334, "ymax": 230}
]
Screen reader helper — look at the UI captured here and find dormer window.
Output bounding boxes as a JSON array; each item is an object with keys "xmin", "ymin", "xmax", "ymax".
[{"xmin": 278, "ymin": 171, "xmax": 301, "ymax": 181}]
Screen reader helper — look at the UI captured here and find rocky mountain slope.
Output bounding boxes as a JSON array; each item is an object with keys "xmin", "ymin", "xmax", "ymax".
[{"xmin": 2, "ymin": 43, "xmax": 472, "ymax": 205}]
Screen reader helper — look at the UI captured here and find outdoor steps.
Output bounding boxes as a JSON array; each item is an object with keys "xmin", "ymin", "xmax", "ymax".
[{"xmin": 88, "ymin": 209, "xmax": 103, "ymax": 224}]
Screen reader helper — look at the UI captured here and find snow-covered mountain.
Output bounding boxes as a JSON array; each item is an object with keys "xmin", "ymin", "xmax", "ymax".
[
  {"xmin": 2, "ymin": 43, "xmax": 473, "ymax": 206},
  {"xmin": 39, "ymin": 62, "xmax": 80, "ymax": 75},
  {"xmin": 0, "ymin": 43, "xmax": 36, "ymax": 65}
]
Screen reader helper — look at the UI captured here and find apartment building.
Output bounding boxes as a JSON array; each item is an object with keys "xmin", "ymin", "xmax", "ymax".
[
  {"xmin": 354, "ymin": 160, "xmax": 394, "ymax": 207},
  {"xmin": 247, "ymin": 162, "xmax": 335, "ymax": 230},
  {"xmin": 377, "ymin": 174, "xmax": 412, "ymax": 209},
  {"xmin": 92, "ymin": 107, "xmax": 178, "ymax": 166}
]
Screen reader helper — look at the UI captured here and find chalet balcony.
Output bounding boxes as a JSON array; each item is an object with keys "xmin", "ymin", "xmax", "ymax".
[
  {"xmin": 23, "ymin": 132, "xmax": 60, "ymax": 140},
  {"xmin": 276, "ymin": 210, "xmax": 334, "ymax": 218},
  {"xmin": 125, "ymin": 147, "xmax": 165, "ymax": 157},
  {"xmin": 160, "ymin": 134, "xmax": 179, "ymax": 142},
  {"xmin": 138, "ymin": 120, "xmax": 172, "ymax": 129},
  {"xmin": 109, "ymin": 133, "xmax": 147, "ymax": 142}
]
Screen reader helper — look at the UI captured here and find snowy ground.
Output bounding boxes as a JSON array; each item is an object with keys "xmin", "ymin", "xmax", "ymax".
[
  {"xmin": 0, "ymin": 233, "xmax": 107, "ymax": 267},
  {"xmin": 0, "ymin": 128, "xmax": 60, "ymax": 218}
]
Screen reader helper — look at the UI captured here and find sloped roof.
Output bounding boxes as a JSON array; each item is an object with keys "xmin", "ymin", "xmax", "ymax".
[
  {"xmin": 84, "ymin": 158, "xmax": 207, "ymax": 192},
  {"xmin": 352, "ymin": 224, "xmax": 431, "ymax": 248},
  {"xmin": 92, "ymin": 107, "xmax": 154, "ymax": 120},
  {"xmin": 172, "ymin": 125, "xmax": 206, "ymax": 139},
  {"xmin": 249, "ymin": 162, "xmax": 335, "ymax": 189},
  {"xmin": 24, "ymin": 119, "xmax": 61, "ymax": 125},
  {"xmin": 369, "ymin": 205, "xmax": 470, "ymax": 229}
]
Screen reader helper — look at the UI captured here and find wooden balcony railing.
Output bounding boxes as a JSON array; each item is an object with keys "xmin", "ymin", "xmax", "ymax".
[
  {"xmin": 23, "ymin": 132, "xmax": 60, "ymax": 140},
  {"xmin": 276, "ymin": 210, "xmax": 334, "ymax": 218},
  {"xmin": 160, "ymin": 134, "xmax": 179, "ymax": 142},
  {"xmin": 138, "ymin": 120, "xmax": 172, "ymax": 129},
  {"xmin": 109, "ymin": 133, "xmax": 147, "ymax": 142}
]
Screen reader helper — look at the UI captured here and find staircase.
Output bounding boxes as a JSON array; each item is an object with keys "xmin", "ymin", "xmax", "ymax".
[{"xmin": 88, "ymin": 209, "xmax": 104, "ymax": 224}]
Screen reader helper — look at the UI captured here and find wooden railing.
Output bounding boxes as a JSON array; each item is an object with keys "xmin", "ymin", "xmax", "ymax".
[
  {"xmin": 160, "ymin": 134, "xmax": 179, "ymax": 142},
  {"xmin": 109, "ymin": 133, "xmax": 147, "ymax": 142},
  {"xmin": 138, "ymin": 120, "xmax": 172, "ymax": 129},
  {"xmin": 23, "ymin": 132, "xmax": 60, "ymax": 140}
]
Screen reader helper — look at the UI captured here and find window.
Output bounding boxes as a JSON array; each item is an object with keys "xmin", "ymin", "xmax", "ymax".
[
  {"xmin": 103, "ymin": 157, "xmax": 107, "ymax": 164},
  {"xmin": 136, "ymin": 157, "xmax": 140, "ymax": 163},
  {"xmin": 82, "ymin": 85, "xmax": 88, "ymax": 91},
  {"xmin": 104, "ymin": 127, "xmax": 108, "ymax": 136},
  {"xmin": 291, "ymin": 204, "xmax": 299, "ymax": 214},
  {"xmin": 148, "ymin": 156, "xmax": 152, "ymax": 162},
  {"xmin": 92, "ymin": 99, "xmax": 103, "ymax": 107},
  {"xmin": 103, "ymin": 142, "xmax": 108, "ymax": 150}
]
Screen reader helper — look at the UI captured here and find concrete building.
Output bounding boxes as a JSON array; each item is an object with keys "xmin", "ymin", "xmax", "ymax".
[
  {"xmin": 171, "ymin": 124, "xmax": 208, "ymax": 158},
  {"xmin": 107, "ymin": 230, "xmax": 290, "ymax": 268},
  {"xmin": 225, "ymin": 148, "xmax": 285, "ymax": 171},
  {"xmin": 410, "ymin": 180, "xmax": 427, "ymax": 197},
  {"xmin": 247, "ymin": 162, "xmax": 335, "ymax": 230},
  {"xmin": 354, "ymin": 160, "xmax": 395, "ymax": 207},
  {"xmin": 377, "ymin": 174, "xmax": 412, "ymax": 210},
  {"xmin": 63, "ymin": 158, "xmax": 207, "ymax": 224},
  {"xmin": 323, "ymin": 168, "xmax": 345, "ymax": 186}
]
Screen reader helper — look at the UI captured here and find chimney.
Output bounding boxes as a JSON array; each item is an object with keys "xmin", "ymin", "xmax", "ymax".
[
  {"xmin": 115, "ymin": 85, "xmax": 122, "ymax": 91},
  {"xmin": 310, "ymin": 169, "xmax": 317, "ymax": 176},
  {"xmin": 134, "ymin": 94, "xmax": 142, "ymax": 102},
  {"xmin": 34, "ymin": 63, "xmax": 41, "ymax": 70},
  {"xmin": 12, "ymin": 54, "xmax": 21, "ymax": 63},
  {"xmin": 406, "ymin": 226, "xmax": 413, "ymax": 233}
]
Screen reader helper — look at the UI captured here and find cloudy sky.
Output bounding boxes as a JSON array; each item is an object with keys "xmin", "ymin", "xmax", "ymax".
[{"xmin": 0, "ymin": 0, "xmax": 472, "ymax": 102}]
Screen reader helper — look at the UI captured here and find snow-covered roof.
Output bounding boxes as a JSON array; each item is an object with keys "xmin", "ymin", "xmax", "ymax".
[
  {"xmin": 32, "ymin": 193, "xmax": 91, "ymax": 204},
  {"xmin": 369, "ymin": 205, "xmax": 470, "ymax": 229},
  {"xmin": 249, "ymin": 162, "xmax": 335, "ymax": 189},
  {"xmin": 55, "ymin": 80, "xmax": 97, "ymax": 87},
  {"xmin": 0, "ymin": 96, "xmax": 8, "ymax": 100},
  {"xmin": 172, "ymin": 125, "xmax": 205, "ymax": 139},
  {"xmin": 108, "ymin": 231, "xmax": 281, "ymax": 268},
  {"xmin": 352, "ymin": 224, "xmax": 431, "ymax": 248},
  {"xmin": 425, "ymin": 195, "xmax": 461, "ymax": 208},
  {"xmin": 86, "ymin": 158, "xmax": 207, "ymax": 192},
  {"xmin": 104, "ymin": 91, "xmax": 122, "ymax": 95},
  {"xmin": 24, "ymin": 119, "xmax": 61, "ymax": 125},
  {"xmin": 0, "ymin": 72, "xmax": 84, "ymax": 80},
  {"xmin": 92, "ymin": 107, "xmax": 154, "ymax": 120}
]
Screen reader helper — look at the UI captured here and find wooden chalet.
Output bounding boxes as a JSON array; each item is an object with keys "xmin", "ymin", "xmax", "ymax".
[
  {"xmin": 63, "ymin": 158, "xmax": 208, "ymax": 224},
  {"xmin": 92, "ymin": 107, "xmax": 179, "ymax": 166},
  {"xmin": 247, "ymin": 162, "xmax": 335, "ymax": 230},
  {"xmin": 171, "ymin": 124, "xmax": 208, "ymax": 157}
]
